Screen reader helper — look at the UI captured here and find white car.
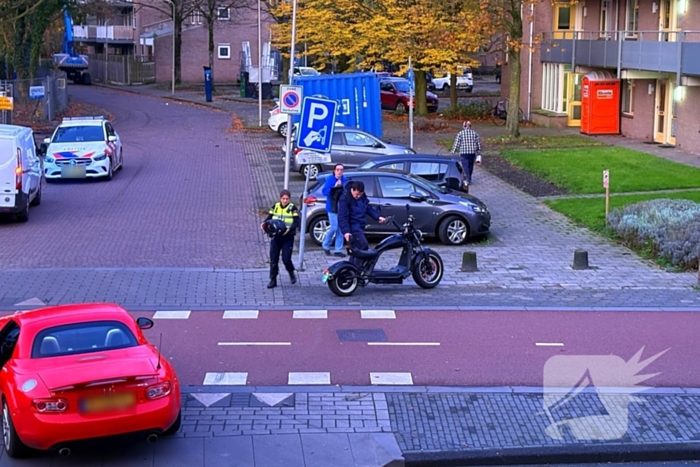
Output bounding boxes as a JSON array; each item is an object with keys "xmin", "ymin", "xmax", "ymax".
[
  {"xmin": 432, "ymin": 72, "xmax": 473, "ymax": 92},
  {"xmin": 43, "ymin": 116, "xmax": 123, "ymax": 181},
  {"xmin": 268, "ymin": 101, "xmax": 289, "ymax": 137}
]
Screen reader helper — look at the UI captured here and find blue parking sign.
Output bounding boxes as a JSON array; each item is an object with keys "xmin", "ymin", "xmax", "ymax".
[{"xmin": 296, "ymin": 96, "xmax": 338, "ymax": 153}]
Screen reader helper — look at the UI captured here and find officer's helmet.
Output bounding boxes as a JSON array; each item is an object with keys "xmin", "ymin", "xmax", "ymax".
[{"xmin": 263, "ymin": 219, "xmax": 287, "ymax": 238}]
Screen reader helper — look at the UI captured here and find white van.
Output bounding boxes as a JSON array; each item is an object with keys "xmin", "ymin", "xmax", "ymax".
[{"xmin": 0, "ymin": 124, "xmax": 43, "ymax": 222}]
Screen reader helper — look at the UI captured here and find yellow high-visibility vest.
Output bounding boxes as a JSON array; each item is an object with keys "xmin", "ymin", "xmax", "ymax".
[{"xmin": 270, "ymin": 202, "xmax": 297, "ymax": 227}]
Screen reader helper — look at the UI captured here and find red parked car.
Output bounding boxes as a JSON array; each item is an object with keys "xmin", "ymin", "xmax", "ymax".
[
  {"xmin": 379, "ymin": 78, "xmax": 439, "ymax": 113},
  {"xmin": 0, "ymin": 303, "xmax": 181, "ymax": 458}
]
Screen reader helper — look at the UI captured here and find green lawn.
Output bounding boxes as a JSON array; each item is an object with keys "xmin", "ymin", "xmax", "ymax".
[
  {"xmin": 545, "ymin": 191, "xmax": 700, "ymax": 232},
  {"xmin": 501, "ymin": 147, "xmax": 700, "ymax": 194}
]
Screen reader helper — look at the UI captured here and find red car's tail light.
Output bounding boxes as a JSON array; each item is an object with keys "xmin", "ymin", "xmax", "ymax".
[
  {"xmin": 303, "ymin": 196, "xmax": 317, "ymax": 205},
  {"xmin": 32, "ymin": 398, "xmax": 68, "ymax": 413},
  {"xmin": 146, "ymin": 382, "xmax": 171, "ymax": 400}
]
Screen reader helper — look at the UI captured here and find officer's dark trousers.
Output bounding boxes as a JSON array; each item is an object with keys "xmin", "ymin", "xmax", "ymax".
[{"xmin": 270, "ymin": 234, "xmax": 295, "ymax": 278}]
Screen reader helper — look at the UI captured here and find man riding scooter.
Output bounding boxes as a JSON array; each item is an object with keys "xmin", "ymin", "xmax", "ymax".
[{"xmin": 337, "ymin": 180, "xmax": 387, "ymax": 268}]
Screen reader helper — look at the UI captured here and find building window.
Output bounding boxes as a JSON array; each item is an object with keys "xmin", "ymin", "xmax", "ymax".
[
  {"xmin": 625, "ymin": 0, "xmax": 639, "ymax": 38},
  {"xmin": 553, "ymin": 1, "xmax": 575, "ymax": 39},
  {"xmin": 217, "ymin": 7, "xmax": 230, "ymax": 20},
  {"xmin": 622, "ymin": 80, "xmax": 634, "ymax": 114},
  {"xmin": 599, "ymin": 1, "xmax": 610, "ymax": 37},
  {"xmin": 190, "ymin": 10, "xmax": 202, "ymax": 25},
  {"xmin": 217, "ymin": 44, "xmax": 231, "ymax": 59},
  {"xmin": 542, "ymin": 63, "xmax": 566, "ymax": 113}
]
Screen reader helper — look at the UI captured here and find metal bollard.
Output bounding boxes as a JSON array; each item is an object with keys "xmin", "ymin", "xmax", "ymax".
[
  {"xmin": 572, "ymin": 249, "xmax": 589, "ymax": 270},
  {"xmin": 461, "ymin": 251, "xmax": 478, "ymax": 272}
]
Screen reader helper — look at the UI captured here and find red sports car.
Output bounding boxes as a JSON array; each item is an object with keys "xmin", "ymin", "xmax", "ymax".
[{"xmin": 0, "ymin": 303, "xmax": 181, "ymax": 458}]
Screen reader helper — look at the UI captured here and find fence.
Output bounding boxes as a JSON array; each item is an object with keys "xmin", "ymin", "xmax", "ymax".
[
  {"xmin": 0, "ymin": 72, "xmax": 69, "ymax": 125},
  {"xmin": 87, "ymin": 54, "xmax": 155, "ymax": 85}
]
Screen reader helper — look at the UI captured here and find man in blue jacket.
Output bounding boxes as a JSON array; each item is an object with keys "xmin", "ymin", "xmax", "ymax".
[
  {"xmin": 337, "ymin": 180, "xmax": 386, "ymax": 268},
  {"xmin": 321, "ymin": 163, "xmax": 347, "ymax": 257}
]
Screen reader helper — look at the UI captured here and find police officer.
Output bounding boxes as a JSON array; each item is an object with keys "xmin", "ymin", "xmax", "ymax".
[{"xmin": 261, "ymin": 189, "xmax": 300, "ymax": 289}]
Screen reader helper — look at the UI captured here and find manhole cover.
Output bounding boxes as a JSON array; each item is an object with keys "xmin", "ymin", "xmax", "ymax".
[{"xmin": 337, "ymin": 329, "xmax": 387, "ymax": 342}]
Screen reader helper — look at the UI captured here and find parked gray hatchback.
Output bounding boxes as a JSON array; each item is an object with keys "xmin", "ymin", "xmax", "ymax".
[
  {"xmin": 282, "ymin": 127, "xmax": 415, "ymax": 180},
  {"xmin": 300, "ymin": 169, "xmax": 490, "ymax": 246}
]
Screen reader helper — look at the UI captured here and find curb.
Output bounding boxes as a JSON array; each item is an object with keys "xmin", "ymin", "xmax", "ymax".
[{"xmin": 403, "ymin": 442, "xmax": 700, "ymax": 466}]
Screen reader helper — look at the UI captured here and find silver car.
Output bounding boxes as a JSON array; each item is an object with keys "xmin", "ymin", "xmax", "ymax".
[{"xmin": 282, "ymin": 127, "xmax": 415, "ymax": 180}]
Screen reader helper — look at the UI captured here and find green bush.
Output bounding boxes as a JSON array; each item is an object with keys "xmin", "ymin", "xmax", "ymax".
[
  {"xmin": 441, "ymin": 100, "xmax": 493, "ymax": 120},
  {"xmin": 607, "ymin": 198, "xmax": 700, "ymax": 270}
]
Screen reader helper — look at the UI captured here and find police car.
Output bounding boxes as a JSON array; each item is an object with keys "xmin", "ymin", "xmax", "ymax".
[{"xmin": 43, "ymin": 116, "xmax": 123, "ymax": 181}]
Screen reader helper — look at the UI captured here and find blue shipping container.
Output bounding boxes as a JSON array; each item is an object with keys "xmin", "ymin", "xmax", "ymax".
[{"xmin": 292, "ymin": 72, "xmax": 382, "ymax": 139}]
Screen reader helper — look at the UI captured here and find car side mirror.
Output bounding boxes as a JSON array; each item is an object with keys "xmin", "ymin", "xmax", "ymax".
[
  {"xmin": 43, "ymin": 137, "xmax": 51, "ymax": 144},
  {"xmin": 373, "ymin": 142, "xmax": 383, "ymax": 149},
  {"xmin": 409, "ymin": 192, "xmax": 426, "ymax": 202},
  {"xmin": 108, "ymin": 135, "xmax": 118, "ymax": 142},
  {"xmin": 136, "ymin": 317, "xmax": 154, "ymax": 329}
]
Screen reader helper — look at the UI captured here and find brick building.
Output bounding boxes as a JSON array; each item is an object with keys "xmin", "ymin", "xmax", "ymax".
[
  {"xmin": 73, "ymin": 0, "xmax": 274, "ymax": 84},
  {"xmin": 503, "ymin": 0, "xmax": 700, "ymax": 152}
]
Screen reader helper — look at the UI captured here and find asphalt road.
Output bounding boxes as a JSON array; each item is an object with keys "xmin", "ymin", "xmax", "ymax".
[
  {"xmin": 138, "ymin": 309, "xmax": 697, "ymax": 387},
  {"xmin": 0, "ymin": 85, "xmax": 268, "ymax": 269}
]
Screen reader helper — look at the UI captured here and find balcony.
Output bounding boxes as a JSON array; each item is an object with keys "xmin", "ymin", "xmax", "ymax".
[
  {"xmin": 73, "ymin": 25, "xmax": 135, "ymax": 43},
  {"xmin": 540, "ymin": 30, "xmax": 700, "ymax": 77}
]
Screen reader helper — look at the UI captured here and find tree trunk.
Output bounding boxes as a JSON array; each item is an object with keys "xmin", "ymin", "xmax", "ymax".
[
  {"xmin": 450, "ymin": 73, "xmax": 457, "ymax": 109},
  {"xmin": 174, "ymin": 16, "xmax": 183, "ymax": 84},
  {"xmin": 506, "ymin": 48, "xmax": 521, "ymax": 138},
  {"xmin": 416, "ymin": 70, "xmax": 427, "ymax": 116}
]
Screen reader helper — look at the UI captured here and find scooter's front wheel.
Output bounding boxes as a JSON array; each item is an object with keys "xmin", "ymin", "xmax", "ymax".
[
  {"xmin": 328, "ymin": 266, "xmax": 359, "ymax": 297},
  {"xmin": 413, "ymin": 251, "xmax": 444, "ymax": 289}
]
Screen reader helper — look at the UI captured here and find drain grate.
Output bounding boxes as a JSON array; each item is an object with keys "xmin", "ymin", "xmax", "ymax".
[{"xmin": 337, "ymin": 329, "xmax": 388, "ymax": 342}]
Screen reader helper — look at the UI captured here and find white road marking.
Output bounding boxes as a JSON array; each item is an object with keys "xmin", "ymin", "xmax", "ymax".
[
  {"xmin": 153, "ymin": 310, "xmax": 191, "ymax": 319},
  {"xmin": 370, "ymin": 372, "xmax": 414, "ymax": 385},
  {"xmin": 203, "ymin": 372, "xmax": 248, "ymax": 385},
  {"xmin": 218, "ymin": 342, "xmax": 291, "ymax": 346},
  {"xmin": 287, "ymin": 372, "xmax": 331, "ymax": 385},
  {"xmin": 360, "ymin": 309, "xmax": 396, "ymax": 319},
  {"xmin": 292, "ymin": 309, "xmax": 328, "ymax": 319},
  {"xmin": 367, "ymin": 342, "xmax": 440, "ymax": 346},
  {"xmin": 535, "ymin": 342, "xmax": 565, "ymax": 347},
  {"xmin": 223, "ymin": 310, "xmax": 259, "ymax": 319},
  {"xmin": 190, "ymin": 393, "xmax": 230, "ymax": 407},
  {"xmin": 252, "ymin": 393, "xmax": 294, "ymax": 407}
]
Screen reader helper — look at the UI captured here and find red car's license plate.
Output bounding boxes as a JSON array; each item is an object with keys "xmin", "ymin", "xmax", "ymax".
[{"xmin": 80, "ymin": 392, "xmax": 136, "ymax": 413}]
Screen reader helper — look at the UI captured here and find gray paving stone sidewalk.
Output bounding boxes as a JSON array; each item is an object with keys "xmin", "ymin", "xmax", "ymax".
[{"xmin": 176, "ymin": 386, "xmax": 700, "ymax": 464}]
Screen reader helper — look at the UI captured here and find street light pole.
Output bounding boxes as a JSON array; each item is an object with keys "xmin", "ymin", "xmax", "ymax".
[
  {"xmin": 282, "ymin": 0, "xmax": 298, "ymax": 190},
  {"xmin": 164, "ymin": 0, "xmax": 175, "ymax": 95},
  {"xmin": 258, "ymin": 0, "xmax": 262, "ymax": 127},
  {"xmin": 104, "ymin": 19, "xmax": 111, "ymax": 84}
]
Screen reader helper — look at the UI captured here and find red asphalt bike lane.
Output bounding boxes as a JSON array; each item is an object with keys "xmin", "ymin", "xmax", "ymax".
[{"xmin": 136, "ymin": 310, "xmax": 700, "ymax": 387}]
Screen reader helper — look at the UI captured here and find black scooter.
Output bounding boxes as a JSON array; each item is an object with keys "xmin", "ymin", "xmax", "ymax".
[{"xmin": 322, "ymin": 207, "xmax": 444, "ymax": 297}]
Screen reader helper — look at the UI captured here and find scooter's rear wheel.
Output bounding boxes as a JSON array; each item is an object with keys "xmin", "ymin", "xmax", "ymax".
[
  {"xmin": 413, "ymin": 251, "xmax": 444, "ymax": 289},
  {"xmin": 328, "ymin": 266, "xmax": 359, "ymax": 297}
]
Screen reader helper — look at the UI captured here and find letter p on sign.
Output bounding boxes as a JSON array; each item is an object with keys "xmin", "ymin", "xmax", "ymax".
[{"xmin": 307, "ymin": 103, "xmax": 328, "ymax": 128}]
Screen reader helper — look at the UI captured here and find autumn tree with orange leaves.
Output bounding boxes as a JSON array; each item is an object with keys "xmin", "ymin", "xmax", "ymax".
[{"xmin": 269, "ymin": 0, "xmax": 491, "ymax": 116}]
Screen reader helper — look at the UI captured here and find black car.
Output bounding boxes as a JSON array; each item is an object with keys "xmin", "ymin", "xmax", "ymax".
[
  {"xmin": 301, "ymin": 169, "xmax": 490, "ymax": 246},
  {"xmin": 357, "ymin": 154, "xmax": 469, "ymax": 193}
]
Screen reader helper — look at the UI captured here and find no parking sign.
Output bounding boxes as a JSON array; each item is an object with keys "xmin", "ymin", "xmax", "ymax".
[{"xmin": 280, "ymin": 85, "xmax": 303, "ymax": 115}]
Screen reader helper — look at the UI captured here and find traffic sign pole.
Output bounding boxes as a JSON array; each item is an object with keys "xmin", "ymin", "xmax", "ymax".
[
  {"xmin": 408, "ymin": 56, "xmax": 414, "ymax": 149},
  {"xmin": 283, "ymin": 0, "xmax": 299, "ymax": 191}
]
